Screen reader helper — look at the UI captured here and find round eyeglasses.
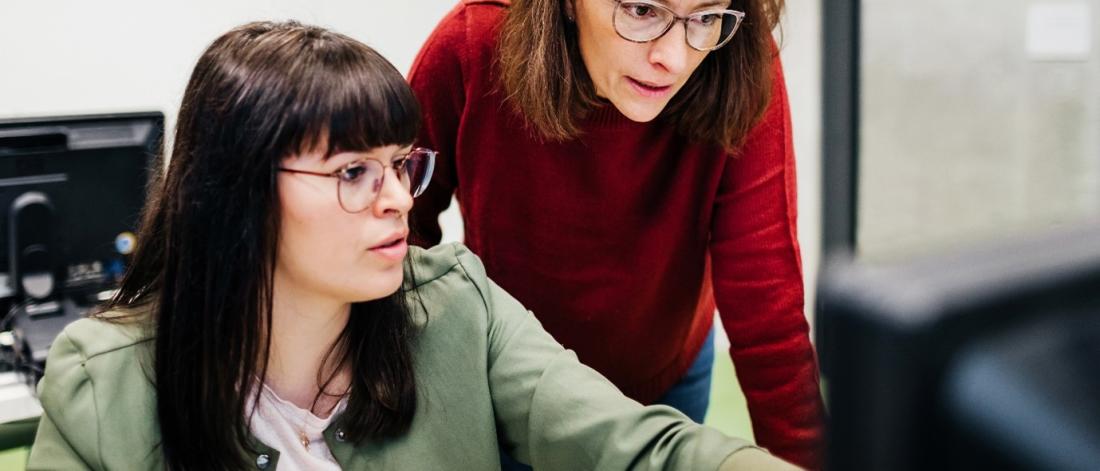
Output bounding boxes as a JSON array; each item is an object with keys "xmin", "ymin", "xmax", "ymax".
[
  {"xmin": 278, "ymin": 148, "xmax": 436, "ymax": 213},
  {"xmin": 611, "ymin": 0, "xmax": 746, "ymax": 52}
]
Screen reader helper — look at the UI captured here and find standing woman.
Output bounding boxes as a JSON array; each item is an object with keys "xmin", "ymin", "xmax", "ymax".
[
  {"xmin": 26, "ymin": 20, "xmax": 801, "ymax": 471},
  {"xmin": 409, "ymin": 0, "xmax": 824, "ymax": 468}
]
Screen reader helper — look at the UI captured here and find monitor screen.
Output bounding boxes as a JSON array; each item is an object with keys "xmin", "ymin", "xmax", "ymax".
[{"xmin": 817, "ymin": 223, "xmax": 1100, "ymax": 470}]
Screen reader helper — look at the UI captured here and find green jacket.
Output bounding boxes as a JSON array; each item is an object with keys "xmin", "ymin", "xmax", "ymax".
[{"xmin": 27, "ymin": 243, "xmax": 763, "ymax": 470}]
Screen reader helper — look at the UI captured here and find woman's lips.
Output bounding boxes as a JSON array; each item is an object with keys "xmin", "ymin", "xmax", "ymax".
[
  {"xmin": 369, "ymin": 238, "xmax": 408, "ymax": 262},
  {"xmin": 627, "ymin": 77, "xmax": 673, "ymax": 98}
]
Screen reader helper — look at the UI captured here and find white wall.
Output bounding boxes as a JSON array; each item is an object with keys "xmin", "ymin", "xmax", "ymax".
[
  {"xmin": 859, "ymin": 0, "xmax": 1100, "ymax": 260},
  {"xmin": 779, "ymin": 0, "xmax": 822, "ymax": 332},
  {"xmin": 0, "ymin": 1, "xmax": 458, "ymax": 129},
  {"xmin": 0, "ymin": 0, "xmax": 823, "ymax": 330}
]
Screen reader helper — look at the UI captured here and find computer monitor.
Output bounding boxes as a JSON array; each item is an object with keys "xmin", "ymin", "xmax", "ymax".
[
  {"xmin": 817, "ymin": 222, "xmax": 1100, "ymax": 470},
  {"xmin": 0, "ymin": 112, "xmax": 161, "ymax": 368}
]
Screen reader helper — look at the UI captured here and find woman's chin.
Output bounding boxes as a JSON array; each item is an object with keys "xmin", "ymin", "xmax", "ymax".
[
  {"xmin": 611, "ymin": 98, "xmax": 664, "ymax": 123},
  {"xmin": 350, "ymin": 271, "xmax": 405, "ymax": 303}
]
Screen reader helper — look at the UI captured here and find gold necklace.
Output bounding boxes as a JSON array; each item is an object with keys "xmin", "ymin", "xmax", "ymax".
[{"xmin": 261, "ymin": 384, "xmax": 315, "ymax": 451}]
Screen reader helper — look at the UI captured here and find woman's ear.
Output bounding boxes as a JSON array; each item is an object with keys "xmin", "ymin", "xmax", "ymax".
[{"xmin": 564, "ymin": 0, "xmax": 576, "ymax": 22}]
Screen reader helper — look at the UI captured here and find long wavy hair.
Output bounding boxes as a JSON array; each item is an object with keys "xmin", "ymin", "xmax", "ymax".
[
  {"xmin": 498, "ymin": 0, "xmax": 785, "ymax": 151},
  {"xmin": 102, "ymin": 21, "xmax": 421, "ymax": 469}
]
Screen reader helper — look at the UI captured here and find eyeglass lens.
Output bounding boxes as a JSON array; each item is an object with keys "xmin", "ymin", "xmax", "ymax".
[
  {"xmin": 336, "ymin": 150, "xmax": 435, "ymax": 212},
  {"xmin": 614, "ymin": 2, "xmax": 740, "ymax": 50}
]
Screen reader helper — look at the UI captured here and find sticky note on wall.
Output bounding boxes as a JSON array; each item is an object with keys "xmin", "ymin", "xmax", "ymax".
[{"xmin": 1026, "ymin": 2, "xmax": 1092, "ymax": 61}]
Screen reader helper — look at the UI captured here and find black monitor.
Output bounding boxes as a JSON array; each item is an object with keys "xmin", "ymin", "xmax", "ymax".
[
  {"xmin": 817, "ymin": 222, "xmax": 1100, "ymax": 470},
  {"xmin": 0, "ymin": 112, "xmax": 161, "ymax": 369}
]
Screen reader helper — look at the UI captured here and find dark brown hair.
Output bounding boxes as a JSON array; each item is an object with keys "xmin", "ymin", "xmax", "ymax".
[
  {"xmin": 103, "ymin": 21, "xmax": 421, "ymax": 469},
  {"xmin": 498, "ymin": 0, "xmax": 784, "ymax": 151}
]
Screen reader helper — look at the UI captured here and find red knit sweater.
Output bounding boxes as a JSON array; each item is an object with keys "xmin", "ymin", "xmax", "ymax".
[{"xmin": 408, "ymin": 1, "xmax": 824, "ymax": 468}]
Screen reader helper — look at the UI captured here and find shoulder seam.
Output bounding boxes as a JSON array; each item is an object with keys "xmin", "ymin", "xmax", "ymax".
[
  {"xmin": 450, "ymin": 244, "xmax": 493, "ymax": 320},
  {"xmin": 405, "ymin": 243, "xmax": 464, "ymax": 289},
  {"xmin": 67, "ymin": 318, "xmax": 153, "ymax": 362},
  {"xmin": 83, "ymin": 337, "xmax": 154, "ymax": 362},
  {"xmin": 452, "ymin": 250, "xmax": 537, "ymax": 370}
]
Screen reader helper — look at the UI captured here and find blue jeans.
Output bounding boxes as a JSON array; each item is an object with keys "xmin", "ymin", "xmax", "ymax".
[
  {"xmin": 500, "ymin": 328, "xmax": 716, "ymax": 469},
  {"xmin": 654, "ymin": 327, "xmax": 715, "ymax": 423}
]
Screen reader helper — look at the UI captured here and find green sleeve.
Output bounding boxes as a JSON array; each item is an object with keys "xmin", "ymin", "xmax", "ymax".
[
  {"xmin": 26, "ymin": 409, "xmax": 93, "ymax": 471},
  {"xmin": 26, "ymin": 331, "xmax": 98, "ymax": 470},
  {"xmin": 453, "ymin": 248, "xmax": 757, "ymax": 470}
]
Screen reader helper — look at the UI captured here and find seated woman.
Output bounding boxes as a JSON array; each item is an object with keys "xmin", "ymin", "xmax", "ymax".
[{"xmin": 26, "ymin": 21, "xmax": 798, "ymax": 470}]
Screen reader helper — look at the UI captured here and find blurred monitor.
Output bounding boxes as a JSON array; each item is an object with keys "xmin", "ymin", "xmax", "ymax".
[
  {"xmin": 818, "ymin": 223, "xmax": 1100, "ymax": 470},
  {"xmin": 0, "ymin": 112, "xmax": 161, "ymax": 370}
]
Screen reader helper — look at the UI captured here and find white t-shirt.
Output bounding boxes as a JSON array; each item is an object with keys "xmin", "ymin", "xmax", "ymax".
[{"xmin": 247, "ymin": 383, "xmax": 349, "ymax": 471}]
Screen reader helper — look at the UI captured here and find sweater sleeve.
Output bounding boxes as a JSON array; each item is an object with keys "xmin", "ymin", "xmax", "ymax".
[
  {"xmin": 447, "ymin": 247, "xmax": 802, "ymax": 470},
  {"xmin": 708, "ymin": 52, "xmax": 826, "ymax": 470},
  {"xmin": 407, "ymin": 2, "xmax": 467, "ymax": 247}
]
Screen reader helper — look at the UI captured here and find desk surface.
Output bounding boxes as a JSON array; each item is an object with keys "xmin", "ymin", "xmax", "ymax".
[
  {"xmin": 0, "ymin": 373, "xmax": 39, "ymax": 451},
  {"xmin": 0, "ymin": 373, "xmax": 39, "ymax": 424}
]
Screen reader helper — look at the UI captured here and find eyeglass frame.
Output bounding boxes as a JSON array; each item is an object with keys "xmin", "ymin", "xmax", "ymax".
[
  {"xmin": 609, "ymin": 0, "xmax": 747, "ymax": 52},
  {"xmin": 277, "ymin": 147, "xmax": 437, "ymax": 214}
]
